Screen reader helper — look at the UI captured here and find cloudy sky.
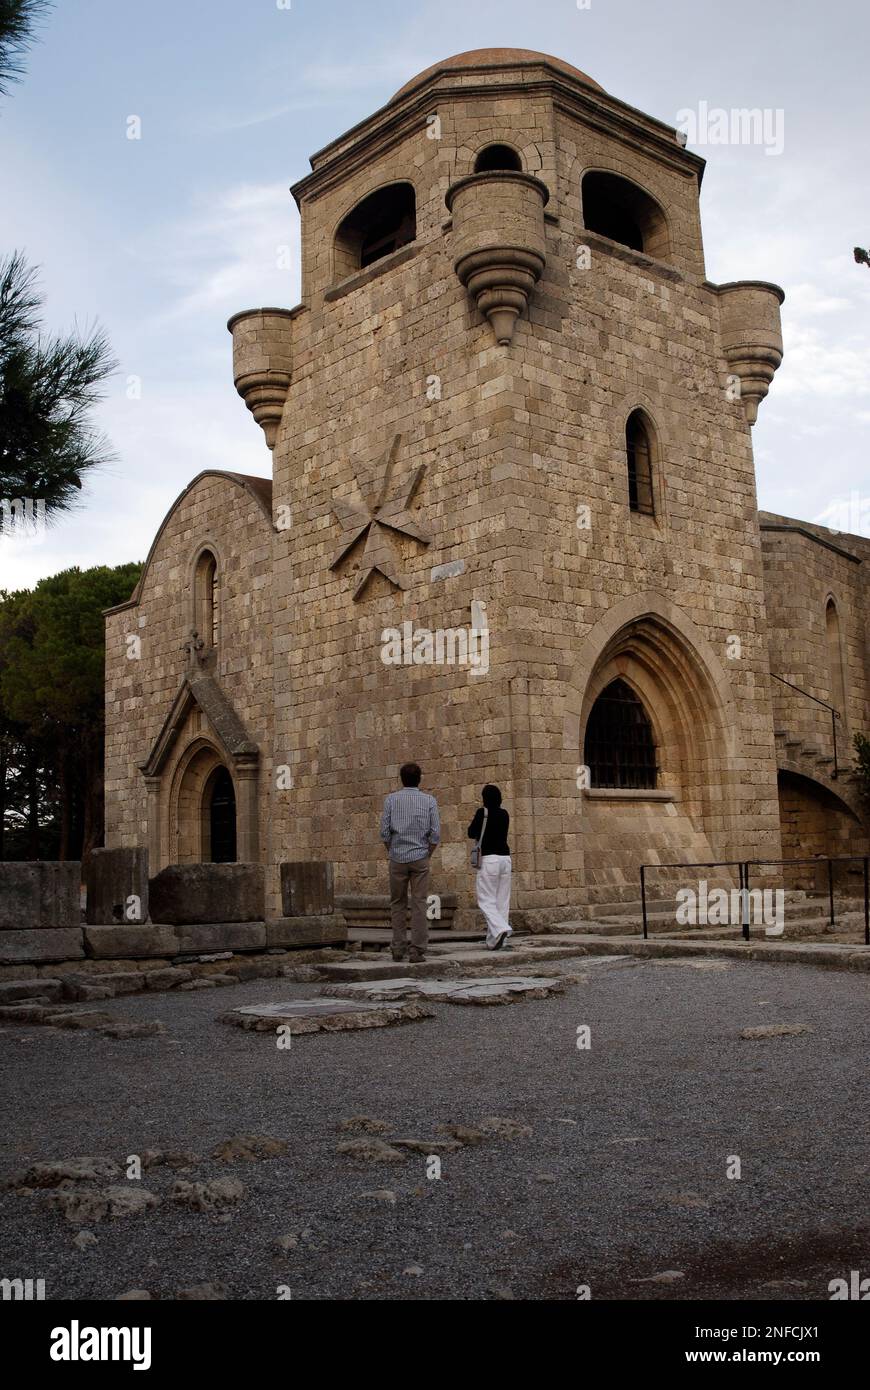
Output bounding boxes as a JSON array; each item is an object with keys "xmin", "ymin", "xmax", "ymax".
[{"xmin": 1, "ymin": 0, "xmax": 868, "ymax": 589}]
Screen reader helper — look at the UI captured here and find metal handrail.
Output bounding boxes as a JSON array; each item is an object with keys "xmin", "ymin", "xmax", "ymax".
[
  {"xmin": 770, "ymin": 672, "xmax": 842, "ymax": 777},
  {"xmin": 639, "ymin": 855, "xmax": 870, "ymax": 945}
]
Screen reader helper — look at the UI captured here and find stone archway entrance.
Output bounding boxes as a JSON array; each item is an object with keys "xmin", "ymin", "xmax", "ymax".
[
  {"xmin": 777, "ymin": 769, "xmax": 868, "ymax": 894},
  {"xmin": 173, "ymin": 742, "xmax": 225, "ymax": 864},
  {"xmin": 139, "ymin": 673, "xmax": 260, "ymax": 871}
]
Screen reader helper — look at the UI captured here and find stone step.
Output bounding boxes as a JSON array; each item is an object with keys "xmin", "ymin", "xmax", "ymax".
[
  {"xmin": 0, "ymin": 976, "xmax": 63, "ymax": 1005},
  {"xmin": 318, "ymin": 943, "xmax": 584, "ymax": 982}
]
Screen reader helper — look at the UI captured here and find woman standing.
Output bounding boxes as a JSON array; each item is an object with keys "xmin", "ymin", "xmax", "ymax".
[{"xmin": 468, "ymin": 784, "xmax": 513, "ymax": 951}]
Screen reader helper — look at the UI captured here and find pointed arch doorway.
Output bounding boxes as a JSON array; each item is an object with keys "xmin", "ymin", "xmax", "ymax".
[{"xmin": 169, "ymin": 743, "xmax": 243, "ymax": 865}]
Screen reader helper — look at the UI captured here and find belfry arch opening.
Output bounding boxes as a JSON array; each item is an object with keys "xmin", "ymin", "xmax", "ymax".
[
  {"xmin": 581, "ymin": 171, "xmax": 670, "ymax": 262},
  {"xmin": 474, "ymin": 143, "xmax": 523, "ymax": 172},
  {"xmin": 333, "ymin": 183, "xmax": 416, "ymax": 280}
]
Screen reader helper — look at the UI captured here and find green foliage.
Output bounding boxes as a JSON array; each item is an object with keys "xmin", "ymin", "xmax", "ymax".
[
  {"xmin": 0, "ymin": 561, "xmax": 142, "ymax": 858},
  {"xmin": 0, "ymin": 251, "xmax": 117, "ymax": 517},
  {"xmin": 853, "ymin": 732, "xmax": 870, "ymax": 806},
  {"xmin": 0, "ymin": 0, "xmax": 50, "ymax": 98}
]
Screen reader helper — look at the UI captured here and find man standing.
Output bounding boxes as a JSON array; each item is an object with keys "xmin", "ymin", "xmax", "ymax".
[{"xmin": 380, "ymin": 762, "xmax": 440, "ymax": 963}]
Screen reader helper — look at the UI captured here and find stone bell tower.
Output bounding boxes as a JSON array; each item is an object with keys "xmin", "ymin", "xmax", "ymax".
[{"xmin": 228, "ymin": 48, "xmax": 785, "ymax": 922}]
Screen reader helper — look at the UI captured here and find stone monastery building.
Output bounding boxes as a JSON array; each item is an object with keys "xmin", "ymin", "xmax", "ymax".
[{"xmin": 104, "ymin": 49, "xmax": 870, "ymax": 925}]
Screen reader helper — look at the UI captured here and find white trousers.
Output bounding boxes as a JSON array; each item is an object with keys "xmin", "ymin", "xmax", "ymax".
[{"xmin": 475, "ymin": 855, "xmax": 513, "ymax": 947}]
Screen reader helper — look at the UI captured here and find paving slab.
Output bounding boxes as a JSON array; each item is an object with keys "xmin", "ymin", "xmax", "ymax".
[
  {"xmin": 219, "ymin": 998, "xmax": 434, "ymax": 1033},
  {"xmin": 551, "ymin": 933, "xmax": 870, "ymax": 972},
  {"xmin": 320, "ymin": 975, "xmax": 570, "ymax": 1004}
]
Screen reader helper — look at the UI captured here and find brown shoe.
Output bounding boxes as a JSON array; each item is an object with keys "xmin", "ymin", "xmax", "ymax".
[
  {"xmin": 392, "ymin": 949, "xmax": 407, "ymax": 963},
  {"xmin": 409, "ymin": 950, "xmax": 426, "ymax": 964}
]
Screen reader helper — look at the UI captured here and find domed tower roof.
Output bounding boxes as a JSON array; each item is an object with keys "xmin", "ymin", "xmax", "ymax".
[{"xmin": 390, "ymin": 48, "xmax": 603, "ymax": 102}]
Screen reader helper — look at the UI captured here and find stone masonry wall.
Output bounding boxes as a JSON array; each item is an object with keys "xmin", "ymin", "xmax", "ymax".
[{"xmin": 760, "ymin": 514, "xmax": 870, "ymax": 759}]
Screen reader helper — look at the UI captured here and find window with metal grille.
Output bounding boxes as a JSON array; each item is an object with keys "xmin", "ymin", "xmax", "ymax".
[
  {"xmin": 626, "ymin": 410, "xmax": 655, "ymax": 516},
  {"xmin": 584, "ymin": 678, "xmax": 658, "ymax": 789}
]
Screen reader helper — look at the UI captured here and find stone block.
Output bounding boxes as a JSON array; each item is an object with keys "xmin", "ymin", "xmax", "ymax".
[
  {"xmin": 0, "ymin": 977, "xmax": 63, "ymax": 1004},
  {"xmin": 86, "ymin": 847, "xmax": 149, "ymax": 926},
  {"xmin": 149, "ymin": 864, "xmax": 264, "ymax": 924},
  {"xmin": 144, "ymin": 966, "xmax": 192, "ymax": 990},
  {"xmin": 83, "ymin": 925, "xmax": 179, "ymax": 959},
  {"xmin": 0, "ymin": 1002, "xmax": 56, "ymax": 1022},
  {"xmin": 0, "ymin": 929, "xmax": 84, "ymax": 964},
  {"xmin": 172, "ymin": 922, "xmax": 267, "ymax": 954},
  {"xmin": 220, "ymin": 998, "xmax": 435, "ymax": 1033},
  {"xmin": 265, "ymin": 916, "xmax": 347, "ymax": 949},
  {"xmin": 60, "ymin": 971, "xmax": 143, "ymax": 1000},
  {"xmin": 279, "ymin": 862, "xmax": 334, "ymax": 916},
  {"xmin": 0, "ymin": 862, "xmax": 80, "ymax": 928},
  {"xmin": 98, "ymin": 971, "xmax": 145, "ymax": 995}
]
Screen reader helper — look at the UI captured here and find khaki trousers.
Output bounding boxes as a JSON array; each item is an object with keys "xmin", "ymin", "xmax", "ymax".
[{"xmin": 388, "ymin": 856, "xmax": 430, "ymax": 953}]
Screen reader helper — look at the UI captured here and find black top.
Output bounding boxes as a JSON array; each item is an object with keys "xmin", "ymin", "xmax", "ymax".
[{"xmin": 467, "ymin": 806, "xmax": 510, "ymax": 857}]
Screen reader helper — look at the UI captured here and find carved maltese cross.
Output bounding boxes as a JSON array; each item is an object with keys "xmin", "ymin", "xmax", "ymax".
[{"xmin": 329, "ymin": 433, "xmax": 430, "ymax": 600}]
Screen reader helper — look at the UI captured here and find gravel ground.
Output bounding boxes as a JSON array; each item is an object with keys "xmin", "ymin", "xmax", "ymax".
[{"xmin": 0, "ymin": 954, "xmax": 867, "ymax": 1301}]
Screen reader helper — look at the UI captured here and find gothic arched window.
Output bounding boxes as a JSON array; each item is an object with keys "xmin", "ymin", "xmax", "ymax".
[
  {"xmin": 584, "ymin": 678, "xmax": 658, "ymax": 789},
  {"xmin": 626, "ymin": 409, "xmax": 655, "ymax": 517}
]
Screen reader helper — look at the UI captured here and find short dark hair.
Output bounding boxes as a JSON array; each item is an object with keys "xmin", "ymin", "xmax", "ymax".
[
  {"xmin": 481, "ymin": 784, "xmax": 502, "ymax": 808},
  {"xmin": 400, "ymin": 762, "xmax": 422, "ymax": 787}
]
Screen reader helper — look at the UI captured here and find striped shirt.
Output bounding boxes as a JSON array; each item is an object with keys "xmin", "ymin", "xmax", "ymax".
[{"xmin": 380, "ymin": 787, "xmax": 441, "ymax": 863}]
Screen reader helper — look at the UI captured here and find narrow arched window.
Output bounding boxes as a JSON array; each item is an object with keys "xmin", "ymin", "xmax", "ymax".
[
  {"xmin": 825, "ymin": 598, "xmax": 847, "ymax": 716},
  {"xmin": 626, "ymin": 410, "xmax": 655, "ymax": 516},
  {"xmin": 584, "ymin": 679, "xmax": 658, "ymax": 789},
  {"xmin": 474, "ymin": 144, "xmax": 522, "ymax": 173},
  {"xmin": 194, "ymin": 550, "xmax": 218, "ymax": 650},
  {"xmin": 333, "ymin": 183, "xmax": 416, "ymax": 281}
]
